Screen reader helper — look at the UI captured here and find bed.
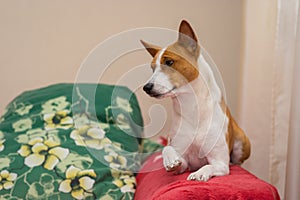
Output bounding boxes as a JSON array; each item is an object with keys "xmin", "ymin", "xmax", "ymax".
[{"xmin": 0, "ymin": 83, "xmax": 280, "ymax": 199}]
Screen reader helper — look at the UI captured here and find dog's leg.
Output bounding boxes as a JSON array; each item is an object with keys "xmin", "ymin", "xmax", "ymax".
[
  {"xmin": 187, "ymin": 159, "xmax": 229, "ymax": 181},
  {"xmin": 187, "ymin": 147, "xmax": 229, "ymax": 181},
  {"xmin": 162, "ymin": 146, "xmax": 187, "ymax": 174},
  {"xmin": 231, "ymin": 136, "xmax": 251, "ymax": 164}
]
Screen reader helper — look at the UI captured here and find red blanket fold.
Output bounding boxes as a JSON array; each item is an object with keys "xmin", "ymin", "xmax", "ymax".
[{"xmin": 135, "ymin": 152, "xmax": 280, "ymax": 200}]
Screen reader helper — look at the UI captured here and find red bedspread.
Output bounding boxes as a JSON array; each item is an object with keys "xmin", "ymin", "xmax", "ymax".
[{"xmin": 135, "ymin": 152, "xmax": 280, "ymax": 200}]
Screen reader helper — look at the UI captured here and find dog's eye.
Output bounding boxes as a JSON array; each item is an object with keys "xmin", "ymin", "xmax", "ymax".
[{"xmin": 165, "ymin": 59, "xmax": 174, "ymax": 67}]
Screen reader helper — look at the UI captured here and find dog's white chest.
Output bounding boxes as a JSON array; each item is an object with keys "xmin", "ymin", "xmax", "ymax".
[{"xmin": 184, "ymin": 142, "xmax": 208, "ymax": 171}]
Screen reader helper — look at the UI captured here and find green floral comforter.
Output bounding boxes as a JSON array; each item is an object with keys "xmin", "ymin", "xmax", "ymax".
[{"xmin": 0, "ymin": 83, "xmax": 144, "ymax": 200}]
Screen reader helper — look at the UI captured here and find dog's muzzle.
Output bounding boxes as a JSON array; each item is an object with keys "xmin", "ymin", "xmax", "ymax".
[
  {"xmin": 143, "ymin": 83, "xmax": 154, "ymax": 94},
  {"xmin": 143, "ymin": 83, "xmax": 176, "ymax": 98}
]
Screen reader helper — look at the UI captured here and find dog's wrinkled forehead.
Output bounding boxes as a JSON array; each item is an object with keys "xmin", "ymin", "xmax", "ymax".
[
  {"xmin": 141, "ymin": 20, "xmax": 201, "ymax": 83},
  {"xmin": 151, "ymin": 45, "xmax": 199, "ymax": 82},
  {"xmin": 151, "ymin": 47, "xmax": 166, "ymax": 70}
]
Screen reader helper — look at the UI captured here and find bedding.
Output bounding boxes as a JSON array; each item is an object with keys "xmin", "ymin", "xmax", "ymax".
[
  {"xmin": 0, "ymin": 83, "xmax": 281, "ymax": 200},
  {"xmin": 135, "ymin": 152, "xmax": 280, "ymax": 200},
  {"xmin": 0, "ymin": 83, "xmax": 143, "ymax": 200}
]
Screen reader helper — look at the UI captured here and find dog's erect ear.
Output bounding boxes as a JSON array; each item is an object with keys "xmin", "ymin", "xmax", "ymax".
[
  {"xmin": 178, "ymin": 20, "xmax": 199, "ymax": 54},
  {"xmin": 140, "ymin": 40, "xmax": 161, "ymax": 57}
]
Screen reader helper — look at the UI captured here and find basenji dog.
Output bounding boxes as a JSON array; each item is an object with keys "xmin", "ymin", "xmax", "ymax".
[{"xmin": 141, "ymin": 20, "xmax": 250, "ymax": 181}]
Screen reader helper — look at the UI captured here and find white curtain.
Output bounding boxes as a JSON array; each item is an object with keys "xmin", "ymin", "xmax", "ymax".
[
  {"xmin": 269, "ymin": 0, "xmax": 299, "ymax": 197},
  {"xmin": 240, "ymin": 0, "xmax": 299, "ymax": 198},
  {"xmin": 285, "ymin": 1, "xmax": 300, "ymax": 199}
]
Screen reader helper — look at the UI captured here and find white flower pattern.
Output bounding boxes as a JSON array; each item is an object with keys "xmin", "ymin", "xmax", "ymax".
[
  {"xmin": 12, "ymin": 118, "xmax": 33, "ymax": 132},
  {"xmin": 0, "ymin": 131, "xmax": 5, "ymax": 152},
  {"xmin": 43, "ymin": 110, "xmax": 73, "ymax": 130},
  {"xmin": 104, "ymin": 151, "xmax": 127, "ymax": 170},
  {"xmin": 70, "ymin": 125, "xmax": 112, "ymax": 149},
  {"xmin": 15, "ymin": 104, "xmax": 33, "ymax": 116},
  {"xmin": 116, "ymin": 97, "xmax": 133, "ymax": 113},
  {"xmin": 42, "ymin": 96, "xmax": 70, "ymax": 114},
  {"xmin": 59, "ymin": 166, "xmax": 96, "ymax": 199},
  {"xmin": 0, "ymin": 85, "xmax": 140, "ymax": 199},
  {"xmin": 111, "ymin": 170, "xmax": 136, "ymax": 193},
  {"xmin": 18, "ymin": 137, "xmax": 69, "ymax": 170},
  {"xmin": 0, "ymin": 170, "xmax": 18, "ymax": 191}
]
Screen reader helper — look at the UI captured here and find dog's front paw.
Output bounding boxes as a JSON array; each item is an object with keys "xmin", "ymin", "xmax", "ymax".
[
  {"xmin": 187, "ymin": 166, "xmax": 213, "ymax": 181},
  {"xmin": 166, "ymin": 159, "xmax": 182, "ymax": 172},
  {"xmin": 187, "ymin": 162, "xmax": 229, "ymax": 181},
  {"xmin": 162, "ymin": 146, "xmax": 185, "ymax": 173}
]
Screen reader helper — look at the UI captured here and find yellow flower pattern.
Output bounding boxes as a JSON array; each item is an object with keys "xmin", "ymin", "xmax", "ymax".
[
  {"xmin": 43, "ymin": 110, "xmax": 73, "ymax": 130},
  {"xmin": 0, "ymin": 170, "xmax": 17, "ymax": 191},
  {"xmin": 0, "ymin": 131, "xmax": 5, "ymax": 152},
  {"xmin": 15, "ymin": 104, "xmax": 33, "ymax": 116},
  {"xmin": 0, "ymin": 84, "xmax": 142, "ymax": 199},
  {"xmin": 42, "ymin": 96, "xmax": 70, "ymax": 114},
  {"xmin": 59, "ymin": 165, "xmax": 96, "ymax": 199},
  {"xmin": 104, "ymin": 151, "xmax": 127, "ymax": 170},
  {"xmin": 116, "ymin": 97, "xmax": 133, "ymax": 113},
  {"xmin": 111, "ymin": 170, "xmax": 136, "ymax": 193},
  {"xmin": 116, "ymin": 113, "xmax": 131, "ymax": 130},
  {"xmin": 18, "ymin": 137, "xmax": 69, "ymax": 170},
  {"xmin": 12, "ymin": 118, "xmax": 32, "ymax": 133},
  {"xmin": 70, "ymin": 125, "xmax": 112, "ymax": 149},
  {"xmin": 0, "ymin": 139, "xmax": 5, "ymax": 152}
]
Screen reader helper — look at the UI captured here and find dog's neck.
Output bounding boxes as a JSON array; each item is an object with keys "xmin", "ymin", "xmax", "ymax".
[
  {"xmin": 171, "ymin": 53, "xmax": 222, "ymax": 116},
  {"xmin": 169, "ymin": 53, "xmax": 224, "ymax": 147}
]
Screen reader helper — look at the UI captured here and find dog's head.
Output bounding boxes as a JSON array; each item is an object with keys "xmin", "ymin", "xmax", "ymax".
[{"xmin": 141, "ymin": 20, "xmax": 200, "ymax": 98}]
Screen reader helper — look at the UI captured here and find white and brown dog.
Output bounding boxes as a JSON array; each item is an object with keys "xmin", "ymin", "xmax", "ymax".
[{"xmin": 141, "ymin": 20, "xmax": 250, "ymax": 181}]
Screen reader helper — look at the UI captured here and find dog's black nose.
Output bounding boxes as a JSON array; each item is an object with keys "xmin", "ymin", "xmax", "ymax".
[{"xmin": 143, "ymin": 83, "xmax": 154, "ymax": 94}]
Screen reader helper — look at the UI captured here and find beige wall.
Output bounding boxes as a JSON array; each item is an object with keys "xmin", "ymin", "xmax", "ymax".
[
  {"xmin": 240, "ymin": 0, "xmax": 277, "ymax": 182},
  {"xmin": 0, "ymin": 0, "xmax": 244, "ymax": 154},
  {"xmin": 0, "ymin": 0, "xmax": 243, "ymax": 116}
]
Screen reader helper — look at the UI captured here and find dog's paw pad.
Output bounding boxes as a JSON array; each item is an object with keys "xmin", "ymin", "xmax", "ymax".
[{"xmin": 165, "ymin": 159, "xmax": 182, "ymax": 172}]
